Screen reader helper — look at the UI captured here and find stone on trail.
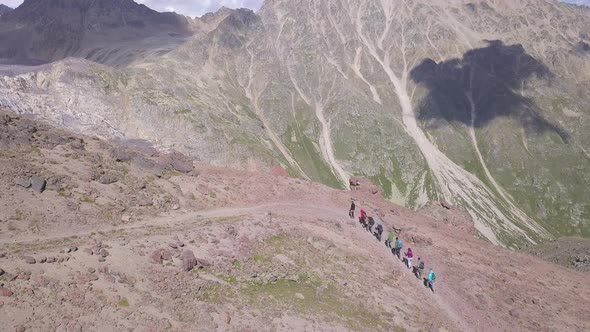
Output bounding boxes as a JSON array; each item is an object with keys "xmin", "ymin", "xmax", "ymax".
[
  {"xmin": 15, "ymin": 177, "xmax": 31, "ymax": 188},
  {"xmin": 30, "ymin": 176, "xmax": 46, "ymax": 193},
  {"xmin": 99, "ymin": 249, "xmax": 109, "ymax": 257},
  {"xmin": 121, "ymin": 215, "xmax": 132, "ymax": 223},
  {"xmin": 180, "ymin": 250, "xmax": 198, "ymax": 271},
  {"xmin": 24, "ymin": 256, "xmax": 36, "ymax": 264},
  {"xmin": 295, "ymin": 293, "xmax": 305, "ymax": 300},
  {"xmin": 46, "ymin": 257, "xmax": 56, "ymax": 263},
  {"xmin": 0, "ymin": 287, "xmax": 13, "ymax": 297},
  {"xmin": 0, "ymin": 268, "xmax": 3, "ymax": 276},
  {"xmin": 168, "ymin": 242, "xmax": 178, "ymax": 249},
  {"xmin": 39, "ymin": 257, "xmax": 47, "ymax": 263}
]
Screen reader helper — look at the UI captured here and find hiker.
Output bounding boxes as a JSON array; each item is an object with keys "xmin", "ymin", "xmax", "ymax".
[
  {"xmin": 394, "ymin": 237, "xmax": 403, "ymax": 258},
  {"xmin": 367, "ymin": 214, "xmax": 375, "ymax": 233},
  {"xmin": 427, "ymin": 269, "xmax": 436, "ymax": 292},
  {"xmin": 375, "ymin": 220, "xmax": 384, "ymax": 242},
  {"xmin": 414, "ymin": 257, "xmax": 425, "ymax": 279},
  {"xmin": 349, "ymin": 200, "xmax": 356, "ymax": 219},
  {"xmin": 404, "ymin": 247, "xmax": 414, "ymax": 269},
  {"xmin": 385, "ymin": 229, "xmax": 394, "ymax": 248},
  {"xmin": 359, "ymin": 209, "xmax": 367, "ymax": 228}
]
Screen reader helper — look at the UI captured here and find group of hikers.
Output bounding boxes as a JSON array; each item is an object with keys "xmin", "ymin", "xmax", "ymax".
[{"xmin": 348, "ymin": 200, "xmax": 437, "ymax": 292}]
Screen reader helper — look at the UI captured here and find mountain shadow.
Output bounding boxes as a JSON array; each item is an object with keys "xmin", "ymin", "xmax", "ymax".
[{"xmin": 410, "ymin": 40, "xmax": 570, "ymax": 143}]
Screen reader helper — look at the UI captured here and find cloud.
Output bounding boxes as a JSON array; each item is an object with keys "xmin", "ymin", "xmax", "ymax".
[{"xmin": 1, "ymin": 0, "xmax": 264, "ymax": 16}]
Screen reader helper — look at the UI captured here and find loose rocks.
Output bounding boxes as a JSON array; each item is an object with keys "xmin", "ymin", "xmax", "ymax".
[
  {"xmin": 30, "ymin": 176, "xmax": 46, "ymax": 193},
  {"xmin": 24, "ymin": 256, "xmax": 36, "ymax": 264}
]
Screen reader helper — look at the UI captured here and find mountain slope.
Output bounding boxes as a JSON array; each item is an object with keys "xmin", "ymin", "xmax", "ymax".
[
  {"xmin": 0, "ymin": 0, "xmax": 589, "ymax": 246},
  {"xmin": 0, "ymin": 0, "xmax": 192, "ymax": 66},
  {"xmin": 0, "ymin": 4, "xmax": 12, "ymax": 16},
  {"xmin": 0, "ymin": 109, "xmax": 588, "ymax": 332}
]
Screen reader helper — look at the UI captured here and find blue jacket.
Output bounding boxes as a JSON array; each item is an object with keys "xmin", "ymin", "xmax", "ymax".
[
  {"xmin": 428, "ymin": 271, "xmax": 436, "ymax": 282},
  {"xmin": 396, "ymin": 240, "xmax": 403, "ymax": 249}
]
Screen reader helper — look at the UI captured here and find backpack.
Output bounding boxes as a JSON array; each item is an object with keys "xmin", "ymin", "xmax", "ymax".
[
  {"xmin": 419, "ymin": 261, "xmax": 425, "ymax": 269},
  {"xmin": 397, "ymin": 240, "xmax": 403, "ymax": 249}
]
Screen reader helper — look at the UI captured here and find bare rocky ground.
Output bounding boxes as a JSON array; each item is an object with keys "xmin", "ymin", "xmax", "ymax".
[{"xmin": 0, "ymin": 109, "xmax": 589, "ymax": 332}]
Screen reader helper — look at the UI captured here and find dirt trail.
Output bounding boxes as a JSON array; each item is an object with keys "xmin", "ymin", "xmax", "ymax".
[{"xmin": 0, "ymin": 202, "xmax": 343, "ymax": 246}]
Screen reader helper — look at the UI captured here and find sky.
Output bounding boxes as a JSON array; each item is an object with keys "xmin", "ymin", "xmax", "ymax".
[{"xmin": 1, "ymin": 0, "xmax": 588, "ymax": 17}]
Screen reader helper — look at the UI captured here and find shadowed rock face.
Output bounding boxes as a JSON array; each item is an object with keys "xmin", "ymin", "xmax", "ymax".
[
  {"xmin": 0, "ymin": 0, "xmax": 589, "ymax": 244},
  {"xmin": 0, "ymin": 4, "xmax": 12, "ymax": 16},
  {"xmin": 411, "ymin": 40, "xmax": 569, "ymax": 142}
]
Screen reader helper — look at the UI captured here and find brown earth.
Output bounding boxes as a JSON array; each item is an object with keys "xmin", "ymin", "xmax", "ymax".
[{"xmin": 0, "ymin": 109, "xmax": 589, "ymax": 332}]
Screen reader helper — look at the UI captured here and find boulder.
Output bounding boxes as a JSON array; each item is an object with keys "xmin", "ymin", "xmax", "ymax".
[
  {"xmin": 137, "ymin": 194, "xmax": 153, "ymax": 207},
  {"xmin": 98, "ymin": 174, "xmax": 119, "ymax": 185},
  {"xmin": 180, "ymin": 250, "xmax": 198, "ymax": 271},
  {"xmin": 99, "ymin": 249, "xmax": 109, "ymax": 257},
  {"xmin": 30, "ymin": 176, "xmax": 46, "ymax": 193},
  {"xmin": 24, "ymin": 256, "xmax": 36, "ymax": 264},
  {"xmin": 169, "ymin": 152, "xmax": 194, "ymax": 173},
  {"xmin": 0, "ymin": 287, "xmax": 13, "ymax": 297},
  {"xmin": 150, "ymin": 249, "xmax": 172, "ymax": 264},
  {"xmin": 15, "ymin": 177, "xmax": 31, "ymax": 188}
]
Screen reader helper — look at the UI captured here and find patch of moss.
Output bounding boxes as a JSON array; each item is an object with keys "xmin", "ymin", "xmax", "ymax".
[
  {"xmin": 80, "ymin": 196, "xmax": 96, "ymax": 204},
  {"xmin": 118, "ymin": 298, "xmax": 130, "ymax": 307}
]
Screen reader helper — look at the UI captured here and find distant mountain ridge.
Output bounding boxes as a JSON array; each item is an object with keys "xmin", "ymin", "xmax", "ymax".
[
  {"xmin": 0, "ymin": 4, "xmax": 12, "ymax": 16},
  {"xmin": 0, "ymin": 0, "xmax": 192, "ymax": 65}
]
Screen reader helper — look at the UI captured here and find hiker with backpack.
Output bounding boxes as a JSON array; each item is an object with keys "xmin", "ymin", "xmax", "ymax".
[
  {"xmin": 375, "ymin": 220, "xmax": 384, "ymax": 242},
  {"xmin": 359, "ymin": 209, "xmax": 367, "ymax": 228},
  {"xmin": 404, "ymin": 247, "xmax": 414, "ymax": 269},
  {"xmin": 414, "ymin": 257, "xmax": 425, "ymax": 279},
  {"xmin": 385, "ymin": 228, "xmax": 395, "ymax": 249},
  {"xmin": 367, "ymin": 214, "xmax": 375, "ymax": 233},
  {"xmin": 349, "ymin": 200, "xmax": 356, "ymax": 219},
  {"xmin": 427, "ymin": 269, "xmax": 436, "ymax": 292},
  {"xmin": 394, "ymin": 237, "xmax": 403, "ymax": 258}
]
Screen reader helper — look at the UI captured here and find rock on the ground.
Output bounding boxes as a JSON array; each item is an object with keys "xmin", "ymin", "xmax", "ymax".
[
  {"xmin": 0, "ymin": 287, "xmax": 13, "ymax": 297},
  {"xmin": 180, "ymin": 250, "xmax": 198, "ymax": 271},
  {"xmin": 16, "ymin": 177, "xmax": 31, "ymax": 188},
  {"xmin": 30, "ymin": 176, "xmax": 46, "ymax": 193},
  {"xmin": 137, "ymin": 194, "xmax": 153, "ymax": 207},
  {"xmin": 24, "ymin": 256, "xmax": 36, "ymax": 264},
  {"xmin": 99, "ymin": 249, "xmax": 109, "ymax": 257},
  {"xmin": 121, "ymin": 215, "xmax": 132, "ymax": 222},
  {"xmin": 169, "ymin": 152, "xmax": 194, "ymax": 173},
  {"xmin": 295, "ymin": 293, "xmax": 305, "ymax": 300},
  {"xmin": 98, "ymin": 173, "xmax": 119, "ymax": 185},
  {"xmin": 150, "ymin": 248, "xmax": 173, "ymax": 264}
]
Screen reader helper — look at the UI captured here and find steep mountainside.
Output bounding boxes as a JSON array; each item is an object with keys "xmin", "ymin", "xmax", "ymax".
[
  {"xmin": 0, "ymin": 109, "xmax": 588, "ymax": 332},
  {"xmin": 0, "ymin": 4, "xmax": 12, "ymax": 16},
  {"xmin": 0, "ymin": 0, "xmax": 192, "ymax": 65},
  {"xmin": 0, "ymin": 0, "xmax": 589, "ymax": 246}
]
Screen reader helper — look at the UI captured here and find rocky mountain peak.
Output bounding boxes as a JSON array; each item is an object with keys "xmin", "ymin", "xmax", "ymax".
[{"xmin": 0, "ymin": 4, "xmax": 12, "ymax": 16}]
